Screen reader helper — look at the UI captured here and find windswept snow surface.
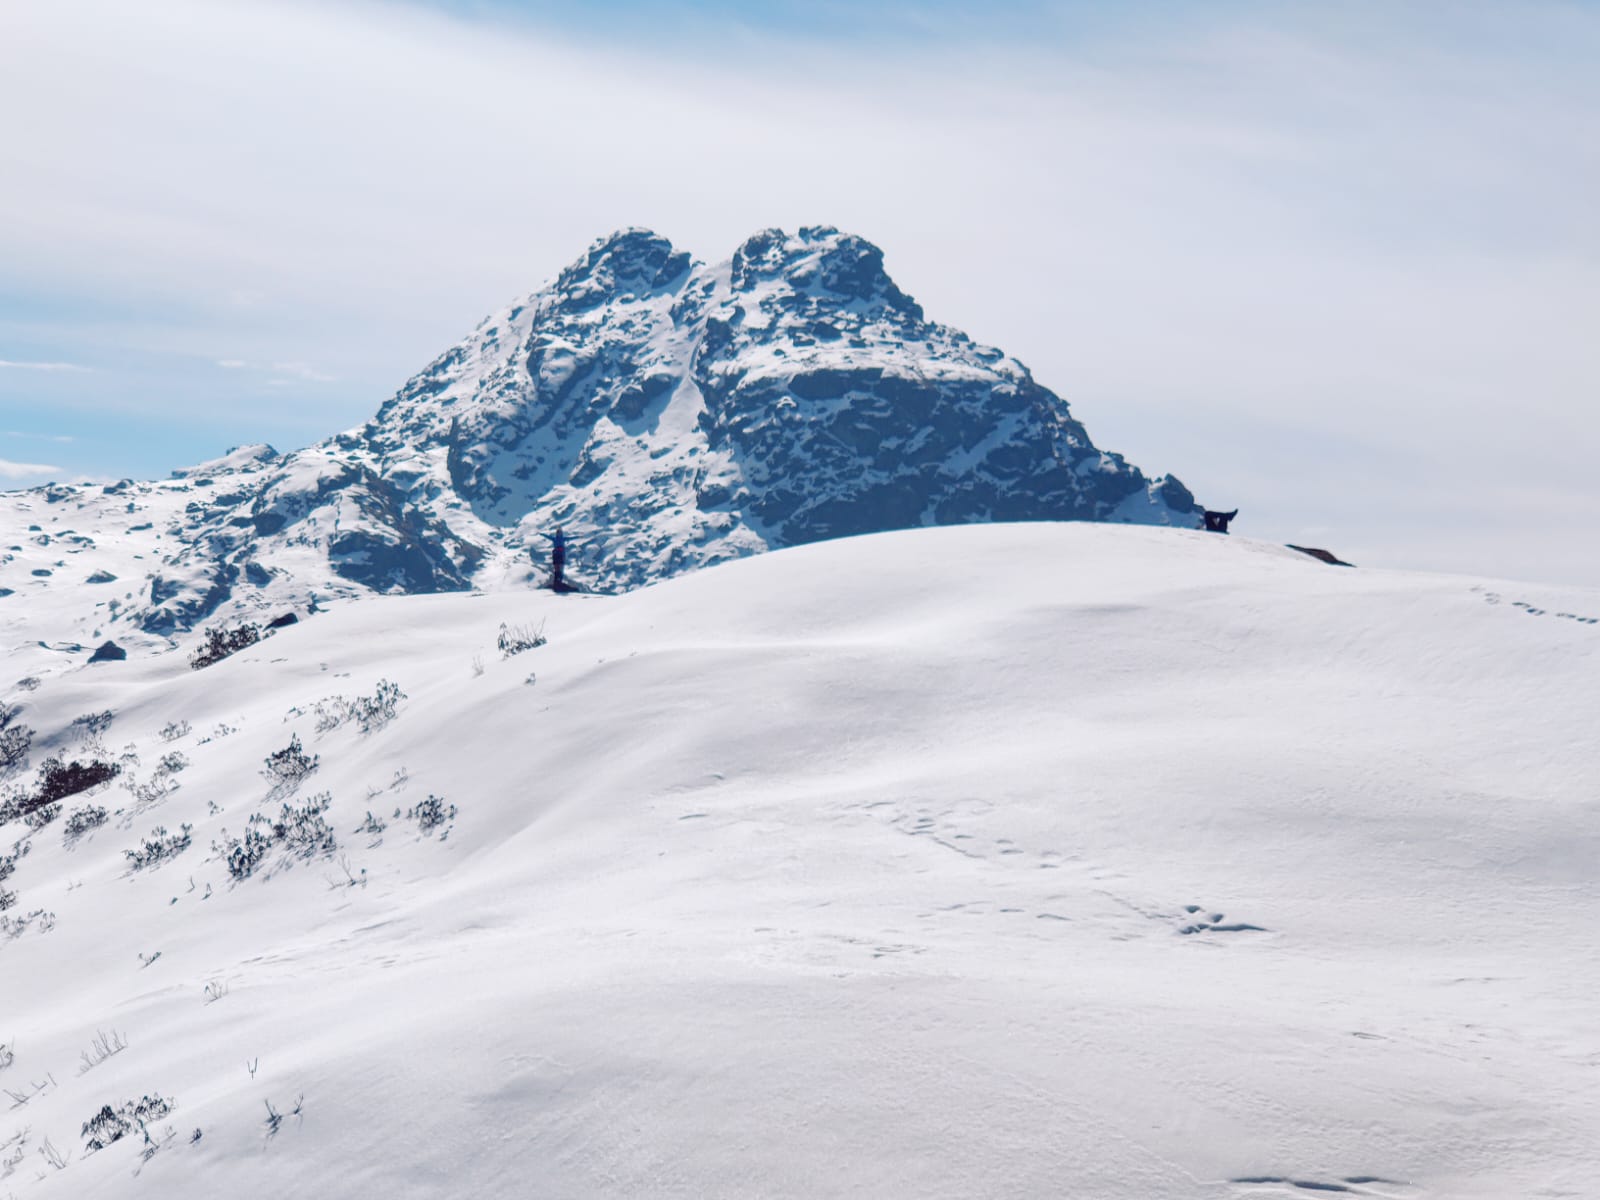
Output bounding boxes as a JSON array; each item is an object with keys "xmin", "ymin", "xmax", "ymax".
[{"xmin": 1, "ymin": 524, "xmax": 1596, "ymax": 1199}]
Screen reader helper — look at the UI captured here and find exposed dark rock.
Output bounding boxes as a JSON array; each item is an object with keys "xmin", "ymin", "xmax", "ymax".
[
  {"xmin": 88, "ymin": 641, "xmax": 127, "ymax": 663},
  {"xmin": 1287, "ymin": 545, "xmax": 1355, "ymax": 567}
]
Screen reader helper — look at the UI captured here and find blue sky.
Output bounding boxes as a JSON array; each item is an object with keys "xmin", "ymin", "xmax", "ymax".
[{"xmin": 1, "ymin": 0, "xmax": 1596, "ymax": 583}]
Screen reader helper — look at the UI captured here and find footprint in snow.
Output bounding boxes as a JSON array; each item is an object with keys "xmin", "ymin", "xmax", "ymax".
[{"xmin": 1479, "ymin": 589, "xmax": 1597, "ymax": 624}]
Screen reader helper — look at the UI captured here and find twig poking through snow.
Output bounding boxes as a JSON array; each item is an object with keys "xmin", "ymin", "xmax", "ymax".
[{"xmin": 77, "ymin": 1029, "xmax": 128, "ymax": 1074}]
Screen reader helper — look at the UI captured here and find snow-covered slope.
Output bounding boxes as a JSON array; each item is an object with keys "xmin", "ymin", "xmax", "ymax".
[
  {"xmin": 0, "ymin": 228, "xmax": 1199, "ymax": 653},
  {"xmin": 2, "ymin": 524, "xmax": 1595, "ymax": 1199}
]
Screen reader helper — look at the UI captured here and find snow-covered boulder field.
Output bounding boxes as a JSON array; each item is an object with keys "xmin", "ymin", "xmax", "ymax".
[{"xmin": 2, "ymin": 523, "xmax": 1595, "ymax": 1199}]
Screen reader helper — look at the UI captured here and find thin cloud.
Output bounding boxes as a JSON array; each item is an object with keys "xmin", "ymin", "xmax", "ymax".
[
  {"xmin": 271, "ymin": 361, "xmax": 335, "ymax": 383},
  {"xmin": 0, "ymin": 359, "xmax": 90, "ymax": 372},
  {"xmin": 212, "ymin": 358, "xmax": 334, "ymax": 382},
  {"xmin": 0, "ymin": 458, "xmax": 61, "ymax": 479},
  {"xmin": 3, "ymin": 431, "xmax": 75, "ymax": 443}
]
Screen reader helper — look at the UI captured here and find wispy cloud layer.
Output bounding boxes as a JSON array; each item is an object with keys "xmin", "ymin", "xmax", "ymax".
[
  {"xmin": 0, "ymin": 359, "xmax": 89, "ymax": 372},
  {"xmin": 0, "ymin": 458, "xmax": 61, "ymax": 479},
  {"xmin": 211, "ymin": 358, "xmax": 335, "ymax": 383},
  {"xmin": 4, "ymin": 430, "xmax": 74, "ymax": 443}
]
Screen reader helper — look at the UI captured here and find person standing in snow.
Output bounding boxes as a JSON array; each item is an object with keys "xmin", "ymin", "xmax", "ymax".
[{"xmin": 550, "ymin": 527, "xmax": 567, "ymax": 591}]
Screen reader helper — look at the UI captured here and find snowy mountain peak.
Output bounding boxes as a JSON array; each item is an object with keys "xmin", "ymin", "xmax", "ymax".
[
  {"xmin": 2, "ymin": 226, "xmax": 1204, "ymax": 650},
  {"xmin": 729, "ymin": 225, "xmax": 922, "ymax": 317},
  {"xmin": 553, "ymin": 227, "xmax": 693, "ymax": 311}
]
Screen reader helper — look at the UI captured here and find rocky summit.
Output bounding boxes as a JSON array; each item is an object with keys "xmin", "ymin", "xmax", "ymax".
[{"xmin": 0, "ymin": 226, "xmax": 1201, "ymax": 653}]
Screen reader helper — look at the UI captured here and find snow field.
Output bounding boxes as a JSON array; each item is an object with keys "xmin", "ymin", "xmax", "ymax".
[{"xmin": 2, "ymin": 523, "xmax": 1596, "ymax": 1198}]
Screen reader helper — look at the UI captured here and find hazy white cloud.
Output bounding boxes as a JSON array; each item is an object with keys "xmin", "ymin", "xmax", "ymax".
[
  {"xmin": 211, "ymin": 358, "xmax": 334, "ymax": 382},
  {"xmin": 0, "ymin": 457, "xmax": 61, "ymax": 479},
  {"xmin": 0, "ymin": 0, "xmax": 1595, "ymax": 582},
  {"xmin": 0, "ymin": 359, "xmax": 89, "ymax": 372},
  {"xmin": 271, "ymin": 362, "xmax": 336, "ymax": 383}
]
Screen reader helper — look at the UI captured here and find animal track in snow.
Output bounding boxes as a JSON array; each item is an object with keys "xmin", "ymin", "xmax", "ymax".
[
  {"xmin": 880, "ymin": 799, "xmax": 1047, "ymax": 865},
  {"xmin": 1476, "ymin": 588, "xmax": 1597, "ymax": 624}
]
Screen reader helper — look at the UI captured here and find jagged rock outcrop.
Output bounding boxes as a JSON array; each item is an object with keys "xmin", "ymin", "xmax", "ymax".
[{"xmin": 0, "ymin": 226, "xmax": 1202, "ymax": 645}]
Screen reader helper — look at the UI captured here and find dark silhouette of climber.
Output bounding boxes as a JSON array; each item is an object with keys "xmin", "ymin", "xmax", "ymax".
[
  {"xmin": 550, "ymin": 527, "xmax": 568, "ymax": 591},
  {"xmin": 1203, "ymin": 509, "xmax": 1238, "ymax": 534}
]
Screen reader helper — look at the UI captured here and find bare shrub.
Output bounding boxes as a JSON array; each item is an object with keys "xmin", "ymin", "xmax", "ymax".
[
  {"xmin": 0, "ymin": 907, "xmax": 55, "ymax": 939},
  {"xmin": 77, "ymin": 1029, "xmax": 128, "ymax": 1074},
  {"xmin": 0, "ymin": 724, "xmax": 32, "ymax": 775},
  {"xmin": 497, "ymin": 620, "xmax": 547, "ymax": 657},
  {"xmin": 407, "ymin": 795, "xmax": 457, "ymax": 836},
  {"xmin": 155, "ymin": 751, "xmax": 189, "ymax": 775},
  {"xmin": 270, "ymin": 792, "xmax": 336, "ymax": 856},
  {"xmin": 263, "ymin": 1094, "xmax": 302, "ymax": 1139},
  {"xmin": 215, "ymin": 792, "xmax": 336, "ymax": 882},
  {"xmin": 190, "ymin": 623, "xmax": 261, "ymax": 670},
  {"xmin": 62, "ymin": 804, "xmax": 109, "ymax": 843},
  {"xmin": 326, "ymin": 855, "xmax": 366, "ymax": 889},
  {"xmin": 69, "ymin": 710, "xmax": 115, "ymax": 742},
  {"xmin": 124, "ymin": 824, "xmax": 193, "ymax": 871},
  {"xmin": 158, "ymin": 720, "xmax": 191, "ymax": 743},
  {"xmin": 81, "ymin": 1094, "xmax": 175, "ymax": 1153},
  {"xmin": 217, "ymin": 826, "xmax": 271, "ymax": 881},
  {"xmin": 40, "ymin": 1135, "xmax": 69, "ymax": 1170},
  {"xmin": 124, "ymin": 773, "xmax": 179, "ymax": 809},
  {"xmin": 262, "ymin": 734, "xmax": 317, "ymax": 793},
  {"xmin": 23, "ymin": 803, "xmax": 60, "ymax": 831},
  {"xmin": 313, "ymin": 680, "xmax": 406, "ymax": 736}
]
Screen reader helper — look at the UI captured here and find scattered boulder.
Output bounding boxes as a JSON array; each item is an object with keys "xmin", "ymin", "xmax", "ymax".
[
  {"xmin": 266, "ymin": 612, "xmax": 299, "ymax": 630},
  {"xmin": 86, "ymin": 570, "xmax": 118, "ymax": 584},
  {"xmin": 89, "ymin": 641, "xmax": 128, "ymax": 663}
]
